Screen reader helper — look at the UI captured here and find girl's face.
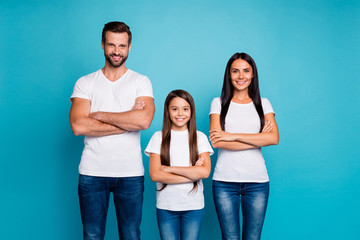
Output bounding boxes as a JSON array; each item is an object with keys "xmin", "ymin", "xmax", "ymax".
[
  {"xmin": 168, "ymin": 97, "xmax": 191, "ymax": 131},
  {"xmin": 230, "ymin": 59, "xmax": 253, "ymax": 92}
]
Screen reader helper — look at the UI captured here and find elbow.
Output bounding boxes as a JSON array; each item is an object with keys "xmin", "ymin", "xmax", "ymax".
[
  {"xmin": 149, "ymin": 171, "xmax": 159, "ymax": 182},
  {"xmin": 197, "ymin": 167, "xmax": 211, "ymax": 180},
  {"xmin": 272, "ymin": 135, "xmax": 279, "ymax": 145},
  {"xmin": 139, "ymin": 119, "xmax": 152, "ymax": 130},
  {"xmin": 136, "ymin": 113, "xmax": 153, "ymax": 130},
  {"xmin": 70, "ymin": 122, "xmax": 84, "ymax": 136},
  {"xmin": 211, "ymin": 142, "xmax": 220, "ymax": 149},
  {"xmin": 269, "ymin": 137, "xmax": 279, "ymax": 146}
]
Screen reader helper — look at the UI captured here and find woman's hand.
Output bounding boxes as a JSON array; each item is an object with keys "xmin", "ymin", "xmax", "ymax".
[
  {"xmin": 209, "ymin": 129, "xmax": 236, "ymax": 144},
  {"xmin": 261, "ymin": 120, "xmax": 273, "ymax": 133},
  {"xmin": 195, "ymin": 156, "xmax": 205, "ymax": 166}
]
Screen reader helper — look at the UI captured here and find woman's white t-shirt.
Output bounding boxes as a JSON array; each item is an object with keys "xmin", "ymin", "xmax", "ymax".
[
  {"xmin": 145, "ymin": 130, "xmax": 213, "ymax": 211},
  {"xmin": 210, "ymin": 97, "xmax": 274, "ymax": 182}
]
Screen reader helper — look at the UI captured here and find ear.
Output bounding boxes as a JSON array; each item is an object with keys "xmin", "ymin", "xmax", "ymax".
[
  {"xmin": 101, "ymin": 41, "xmax": 104, "ymax": 50},
  {"xmin": 128, "ymin": 44, "xmax": 132, "ymax": 52}
]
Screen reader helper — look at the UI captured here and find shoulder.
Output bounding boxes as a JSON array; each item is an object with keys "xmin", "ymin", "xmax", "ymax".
[
  {"xmin": 127, "ymin": 69, "xmax": 150, "ymax": 82},
  {"xmin": 75, "ymin": 70, "xmax": 101, "ymax": 85},
  {"xmin": 211, "ymin": 97, "xmax": 221, "ymax": 105},
  {"xmin": 151, "ymin": 130, "xmax": 162, "ymax": 138},
  {"xmin": 148, "ymin": 130, "xmax": 162, "ymax": 145},
  {"xmin": 196, "ymin": 131, "xmax": 208, "ymax": 141},
  {"xmin": 261, "ymin": 97, "xmax": 275, "ymax": 114},
  {"xmin": 210, "ymin": 97, "xmax": 221, "ymax": 114},
  {"xmin": 261, "ymin": 97, "xmax": 271, "ymax": 105}
]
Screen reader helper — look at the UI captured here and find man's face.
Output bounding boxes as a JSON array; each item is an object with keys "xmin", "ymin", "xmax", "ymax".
[{"xmin": 102, "ymin": 31, "xmax": 131, "ymax": 68}]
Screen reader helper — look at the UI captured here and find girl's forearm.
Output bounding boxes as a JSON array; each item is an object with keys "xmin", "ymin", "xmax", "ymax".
[
  {"xmin": 165, "ymin": 166, "xmax": 210, "ymax": 181},
  {"xmin": 150, "ymin": 170, "xmax": 193, "ymax": 184}
]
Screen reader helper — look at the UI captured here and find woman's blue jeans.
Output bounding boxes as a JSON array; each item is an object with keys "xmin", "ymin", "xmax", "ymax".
[
  {"xmin": 213, "ymin": 181, "xmax": 269, "ymax": 240},
  {"xmin": 78, "ymin": 174, "xmax": 144, "ymax": 240},
  {"xmin": 156, "ymin": 208, "xmax": 204, "ymax": 240}
]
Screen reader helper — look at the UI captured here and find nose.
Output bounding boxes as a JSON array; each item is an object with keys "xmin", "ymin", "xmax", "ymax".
[
  {"xmin": 239, "ymin": 71, "xmax": 244, "ymax": 79},
  {"xmin": 114, "ymin": 46, "xmax": 120, "ymax": 54}
]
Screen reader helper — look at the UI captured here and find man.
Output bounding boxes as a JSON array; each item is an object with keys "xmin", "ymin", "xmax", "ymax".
[{"xmin": 70, "ymin": 21, "xmax": 154, "ymax": 240}]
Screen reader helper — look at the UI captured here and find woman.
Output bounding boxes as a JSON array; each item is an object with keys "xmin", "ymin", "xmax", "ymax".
[{"xmin": 209, "ymin": 52, "xmax": 279, "ymax": 240}]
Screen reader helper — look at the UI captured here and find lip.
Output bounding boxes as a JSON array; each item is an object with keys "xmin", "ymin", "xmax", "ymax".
[
  {"xmin": 111, "ymin": 55, "xmax": 122, "ymax": 61},
  {"xmin": 235, "ymin": 80, "xmax": 247, "ymax": 85},
  {"xmin": 175, "ymin": 118, "xmax": 186, "ymax": 121}
]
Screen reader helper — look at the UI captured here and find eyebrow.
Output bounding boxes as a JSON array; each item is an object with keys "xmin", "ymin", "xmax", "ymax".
[
  {"xmin": 169, "ymin": 105, "xmax": 190, "ymax": 108},
  {"xmin": 231, "ymin": 67, "xmax": 251, "ymax": 71}
]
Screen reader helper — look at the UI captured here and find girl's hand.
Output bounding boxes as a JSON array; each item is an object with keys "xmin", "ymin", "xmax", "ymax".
[
  {"xmin": 261, "ymin": 120, "xmax": 273, "ymax": 133},
  {"xmin": 209, "ymin": 129, "xmax": 235, "ymax": 144},
  {"xmin": 160, "ymin": 165, "xmax": 171, "ymax": 173},
  {"xmin": 195, "ymin": 156, "xmax": 205, "ymax": 166}
]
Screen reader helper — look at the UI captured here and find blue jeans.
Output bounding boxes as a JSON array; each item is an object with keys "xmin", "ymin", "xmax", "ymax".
[
  {"xmin": 156, "ymin": 208, "xmax": 204, "ymax": 240},
  {"xmin": 213, "ymin": 181, "xmax": 269, "ymax": 240},
  {"xmin": 78, "ymin": 174, "xmax": 144, "ymax": 240}
]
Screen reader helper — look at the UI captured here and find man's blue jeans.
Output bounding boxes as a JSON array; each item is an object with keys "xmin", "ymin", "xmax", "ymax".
[
  {"xmin": 213, "ymin": 181, "xmax": 269, "ymax": 240},
  {"xmin": 78, "ymin": 174, "xmax": 144, "ymax": 240},
  {"xmin": 156, "ymin": 208, "xmax": 204, "ymax": 240}
]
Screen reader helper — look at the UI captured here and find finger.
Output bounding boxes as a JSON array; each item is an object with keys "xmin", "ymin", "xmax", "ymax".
[
  {"xmin": 209, "ymin": 129, "xmax": 220, "ymax": 134},
  {"xmin": 209, "ymin": 132, "xmax": 221, "ymax": 139}
]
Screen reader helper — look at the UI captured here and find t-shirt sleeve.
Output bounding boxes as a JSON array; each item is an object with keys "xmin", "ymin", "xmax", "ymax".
[
  {"xmin": 70, "ymin": 76, "xmax": 91, "ymax": 101},
  {"xmin": 197, "ymin": 132, "xmax": 214, "ymax": 156},
  {"xmin": 209, "ymin": 97, "xmax": 221, "ymax": 115},
  {"xmin": 136, "ymin": 76, "xmax": 153, "ymax": 98},
  {"xmin": 261, "ymin": 98, "xmax": 275, "ymax": 115},
  {"xmin": 144, "ymin": 131, "xmax": 162, "ymax": 156}
]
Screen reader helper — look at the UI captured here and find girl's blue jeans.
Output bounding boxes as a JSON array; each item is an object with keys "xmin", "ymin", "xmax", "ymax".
[{"xmin": 156, "ymin": 208, "xmax": 204, "ymax": 240}]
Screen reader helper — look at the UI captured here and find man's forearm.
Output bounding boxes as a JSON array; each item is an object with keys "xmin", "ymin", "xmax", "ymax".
[
  {"xmin": 71, "ymin": 116, "xmax": 126, "ymax": 137},
  {"xmin": 90, "ymin": 110, "xmax": 152, "ymax": 131}
]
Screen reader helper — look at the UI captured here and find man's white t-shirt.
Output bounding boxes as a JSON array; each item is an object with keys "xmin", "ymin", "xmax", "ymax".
[
  {"xmin": 210, "ymin": 97, "xmax": 274, "ymax": 182},
  {"xmin": 71, "ymin": 69, "xmax": 153, "ymax": 177},
  {"xmin": 145, "ymin": 130, "xmax": 213, "ymax": 211}
]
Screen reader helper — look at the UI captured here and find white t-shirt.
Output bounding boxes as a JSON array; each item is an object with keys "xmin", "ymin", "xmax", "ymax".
[
  {"xmin": 70, "ymin": 69, "xmax": 153, "ymax": 177},
  {"xmin": 145, "ymin": 130, "xmax": 214, "ymax": 211},
  {"xmin": 209, "ymin": 97, "xmax": 274, "ymax": 182}
]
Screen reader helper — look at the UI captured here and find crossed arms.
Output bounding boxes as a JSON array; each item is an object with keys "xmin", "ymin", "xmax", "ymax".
[
  {"xmin": 209, "ymin": 113, "xmax": 279, "ymax": 151},
  {"xmin": 70, "ymin": 96, "xmax": 155, "ymax": 137},
  {"xmin": 149, "ymin": 152, "xmax": 211, "ymax": 184}
]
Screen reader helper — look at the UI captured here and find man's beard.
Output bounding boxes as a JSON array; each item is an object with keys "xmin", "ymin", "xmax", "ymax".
[{"xmin": 105, "ymin": 53, "xmax": 128, "ymax": 68}]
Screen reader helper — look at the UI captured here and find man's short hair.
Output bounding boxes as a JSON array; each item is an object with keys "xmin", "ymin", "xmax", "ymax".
[{"xmin": 102, "ymin": 21, "xmax": 132, "ymax": 45}]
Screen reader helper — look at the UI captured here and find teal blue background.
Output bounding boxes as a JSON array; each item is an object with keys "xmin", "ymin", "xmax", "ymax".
[{"xmin": 1, "ymin": 0, "xmax": 359, "ymax": 239}]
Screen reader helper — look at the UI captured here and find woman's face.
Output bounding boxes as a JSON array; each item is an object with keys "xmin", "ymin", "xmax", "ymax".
[{"xmin": 230, "ymin": 59, "xmax": 253, "ymax": 92}]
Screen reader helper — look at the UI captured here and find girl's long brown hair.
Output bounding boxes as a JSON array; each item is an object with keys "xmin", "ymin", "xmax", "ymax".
[{"xmin": 159, "ymin": 90, "xmax": 199, "ymax": 192}]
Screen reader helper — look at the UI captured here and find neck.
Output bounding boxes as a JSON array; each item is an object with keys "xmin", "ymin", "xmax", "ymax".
[
  {"xmin": 232, "ymin": 89, "xmax": 250, "ymax": 100},
  {"xmin": 102, "ymin": 63, "xmax": 128, "ymax": 82}
]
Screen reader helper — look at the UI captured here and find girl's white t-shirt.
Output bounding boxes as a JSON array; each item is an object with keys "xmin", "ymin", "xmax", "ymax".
[
  {"xmin": 145, "ymin": 130, "xmax": 213, "ymax": 211},
  {"xmin": 210, "ymin": 97, "xmax": 274, "ymax": 182}
]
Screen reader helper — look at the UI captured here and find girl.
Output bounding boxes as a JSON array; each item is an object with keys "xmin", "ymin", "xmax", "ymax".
[
  {"xmin": 209, "ymin": 52, "xmax": 279, "ymax": 240},
  {"xmin": 145, "ymin": 89, "xmax": 213, "ymax": 240}
]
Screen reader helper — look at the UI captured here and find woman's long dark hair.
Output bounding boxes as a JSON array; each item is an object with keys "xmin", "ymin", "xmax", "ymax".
[
  {"xmin": 220, "ymin": 52, "xmax": 265, "ymax": 132},
  {"xmin": 159, "ymin": 90, "xmax": 199, "ymax": 192}
]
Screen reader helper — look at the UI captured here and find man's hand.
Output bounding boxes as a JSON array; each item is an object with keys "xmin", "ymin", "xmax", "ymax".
[
  {"xmin": 131, "ymin": 101, "xmax": 145, "ymax": 110},
  {"xmin": 89, "ymin": 101, "xmax": 145, "ymax": 122}
]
